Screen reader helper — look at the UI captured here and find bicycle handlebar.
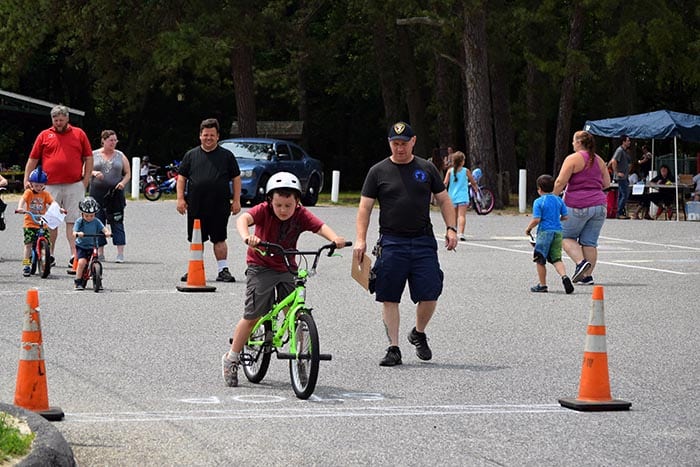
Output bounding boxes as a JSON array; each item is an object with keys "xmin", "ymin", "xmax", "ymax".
[
  {"xmin": 15, "ymin": 209, "xmax": 47, "ymax": 224},
  {"xmin": 256, "ymin": 240, "xmax": 352, "ymax": 274}
]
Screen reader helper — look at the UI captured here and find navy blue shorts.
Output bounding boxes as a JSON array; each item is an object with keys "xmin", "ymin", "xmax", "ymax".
[{"xmin": 373, "ymin": 234, "xmax": 444, "ymax": 303}]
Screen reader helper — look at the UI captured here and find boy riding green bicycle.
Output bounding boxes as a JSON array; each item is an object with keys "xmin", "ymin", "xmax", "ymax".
[{"xmin": 222, "ymin": 172, "xmax": 347, "ymax": 388}]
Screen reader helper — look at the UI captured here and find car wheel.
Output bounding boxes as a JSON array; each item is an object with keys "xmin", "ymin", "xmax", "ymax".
[
  {"xmin": 255, "ymin": 174, "xmax": 270, "ymax": 205},
  {"xmin": 302, "ymin": 174, "xmax": 320, "ymax": 206}
]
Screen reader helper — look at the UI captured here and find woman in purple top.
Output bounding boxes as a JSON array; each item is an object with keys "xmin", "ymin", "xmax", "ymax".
[{"xmin": 553, "ymin": 130, "xmax": 611, "ymax": 286}]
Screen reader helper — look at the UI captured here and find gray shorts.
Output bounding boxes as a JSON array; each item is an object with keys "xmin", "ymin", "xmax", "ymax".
[
  {"xmin": 244, "ymin": 265, "xmax": 295, "ymax": 319},
  {"xmin": 46, "ymin": 182, "xmax": 85, "ymax": 223}
]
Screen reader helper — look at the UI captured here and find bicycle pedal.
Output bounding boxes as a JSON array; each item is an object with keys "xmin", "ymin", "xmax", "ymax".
[
  {"xmin": 319, "ymin": 353, "xmax": 332, "ymax": 361},
  {"xmin": 238, "ymin": 353, "xmax": 254, "ymax": 366}
]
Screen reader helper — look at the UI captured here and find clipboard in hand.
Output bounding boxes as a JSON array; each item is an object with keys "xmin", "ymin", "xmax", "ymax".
[{"xmin": 351, "ymin": 253, "xmax": 372, "ymax": 290}]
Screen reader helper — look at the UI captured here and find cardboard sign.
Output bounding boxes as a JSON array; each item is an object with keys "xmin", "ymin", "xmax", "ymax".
[{"xmin": 351, "ymin": 253, "xmax": 372, "ymax": 290}]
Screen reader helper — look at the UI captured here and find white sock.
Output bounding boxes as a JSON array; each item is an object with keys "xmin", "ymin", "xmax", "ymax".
[{"xmin": 217, "ymin": 260, "xmax": 227, "ymax": 271}]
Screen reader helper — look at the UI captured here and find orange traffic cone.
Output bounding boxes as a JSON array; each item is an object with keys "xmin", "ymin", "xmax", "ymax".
[
  {"xmin": 67, "ymin": 254, "xmax": 77, "ymax": 275},
  {"xmin": 559, "ymin": 286, "xmax": 631, "ymax": 411},
  {"xmin": 176, "ymin": 218, "xmax": 216, "ymax": 292},
  {"xmin": 14, "ymin": 289, "xmax": 64, "ymax": 421}
]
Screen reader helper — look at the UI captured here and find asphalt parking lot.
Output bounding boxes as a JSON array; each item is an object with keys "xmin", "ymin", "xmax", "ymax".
[{"xmin": 0, "ymin": 198, "xmax": 698, "ymax": 466}]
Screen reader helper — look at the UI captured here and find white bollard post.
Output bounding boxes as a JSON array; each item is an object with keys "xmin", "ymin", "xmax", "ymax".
[
  {"xmin": 132, "ymin": 157, "xmax": 141, "ymax": 200},
  {"xmin": 331, "ymin": 170, "xmax": 340, "ymax": 203},
  {"xmin": 519, "ymin": 169, "xmax": 527, "ymax": 213}
]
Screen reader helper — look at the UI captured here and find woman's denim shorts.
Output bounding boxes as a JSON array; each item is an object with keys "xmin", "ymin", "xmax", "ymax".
[{"xmin": 562, "ymin": 204, "xmax": 606, "ymax": 247}]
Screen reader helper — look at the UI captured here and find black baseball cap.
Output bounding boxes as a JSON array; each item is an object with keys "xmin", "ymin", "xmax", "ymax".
[{"xmin": 388, "ymin": 122, "xmax": 415, "ymax": 141}]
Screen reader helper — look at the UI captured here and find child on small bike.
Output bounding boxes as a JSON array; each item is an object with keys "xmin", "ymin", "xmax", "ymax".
[
  {"xmin": 222, "ymin": 172, "xmax": 346, "ymax": 387},
  {"xmin": 17, "ymin": 168, "xmax": 57, "ymax": 276},
  {"xmin": 525, "ymin": 174, "xmax": 574, "ymax": 294},
  {"xmin": 73, "ymin": 196, "xmax": 111, "ymax": 290}
]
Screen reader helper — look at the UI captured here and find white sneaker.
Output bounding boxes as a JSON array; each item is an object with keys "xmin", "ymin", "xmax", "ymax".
[{"xmin": 115, "ymin": 254, "xmax": 124, "ymax": 263}]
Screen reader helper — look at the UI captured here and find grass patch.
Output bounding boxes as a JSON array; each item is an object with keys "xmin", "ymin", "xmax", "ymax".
[{"xmin": 0, "ymin": 412, "xmax": 35, "ymax": 462}]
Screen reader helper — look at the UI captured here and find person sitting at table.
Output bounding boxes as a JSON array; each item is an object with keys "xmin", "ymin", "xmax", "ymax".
[
  {"xmin": 638, "ymin": 164, "xmax": 675, "ymax": 219},
  {"xmin": 628, "ymin": 161, "xmax": 645, "ymax": 218}
]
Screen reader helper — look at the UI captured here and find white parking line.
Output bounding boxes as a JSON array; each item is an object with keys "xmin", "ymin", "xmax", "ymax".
[
  {"xmin": 456, "ymin": 236, "xmax": 698, "ymax": 276},
  {"xmin": 65, "ymin": 403, "xmax": 571, "ymax": 423}
]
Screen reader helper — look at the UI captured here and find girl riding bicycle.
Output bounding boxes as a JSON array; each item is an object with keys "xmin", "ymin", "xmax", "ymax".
[
  {"xmin": 73, "ymin": 196, "xmax": 111, "ymax": 290},
  {"xmin": 222, "ymin": 172, "xmax": 346, "ymax": 388},
  {"xmin": 18, "ymin": 168, "xmax": 60, "ymax": 276}
]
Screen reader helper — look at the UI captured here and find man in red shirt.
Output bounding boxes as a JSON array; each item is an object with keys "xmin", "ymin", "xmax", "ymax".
[{"xmin": 24, "ymin": 105, "xmax": 93, "ymax": 265}]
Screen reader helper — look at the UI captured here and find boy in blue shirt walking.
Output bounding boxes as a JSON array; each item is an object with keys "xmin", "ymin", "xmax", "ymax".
[{"xmin": 525, "ymin": 174, "xmax": 574, "ymax": 294}]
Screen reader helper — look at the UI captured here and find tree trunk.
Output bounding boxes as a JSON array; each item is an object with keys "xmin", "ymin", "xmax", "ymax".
[
  {"xmin": 525, "ymin": 62, "xmax": 547, "ymax": 205},
  {"xmin": 397, "ymin": 26, "xmax": 429, "ymax": 157},
  {"xmin": 490, "ymin": 59, "xmax": 517, "ymax": 202},
  {"xmin": 373, "ymin": 20, "xmax": 401, "ymax": 124},
  {"xmin": 553, "ymin": 2, "xmax": 584, "ymax": 174},
  {"xmin": 435, "ymin": 55, "xmax": 455, "ymax": 151},
  {"xmin": 231, "ymin": 44, "xmax": 257, "ymax": 137},
  {"xmin": 462, "ymin": 3, "xmax": 498, "ymax": 206}
]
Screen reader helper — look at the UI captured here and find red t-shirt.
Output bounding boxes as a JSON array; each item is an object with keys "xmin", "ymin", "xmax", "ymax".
[
  {"xmin": 28, "ymin": 125, "xmax": 92, "ymax": 184},
  {"xmin": 246, "ymin": 202, "xmax": 324, "ymax": 272}
]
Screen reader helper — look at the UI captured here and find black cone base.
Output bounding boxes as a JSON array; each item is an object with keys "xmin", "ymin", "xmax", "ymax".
[{"xmin": 558, "ymin": 397, "xmax": 631, "ymax": 412}]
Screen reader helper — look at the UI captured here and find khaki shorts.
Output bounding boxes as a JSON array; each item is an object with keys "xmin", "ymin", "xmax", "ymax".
[{"xmin": 46, "ymin": 182, "xmax": 86, "ymax": 223}]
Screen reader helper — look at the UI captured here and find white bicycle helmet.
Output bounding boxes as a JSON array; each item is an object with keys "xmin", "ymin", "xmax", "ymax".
[
  {"xmin": 79, "ymin": 196, "xmax": 100, "ymax": 214},
  {"xmin": 266, "ymin": 172, "xmax": 301, "ymax": 196}
]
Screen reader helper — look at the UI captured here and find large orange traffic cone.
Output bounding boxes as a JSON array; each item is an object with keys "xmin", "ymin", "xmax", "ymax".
[
  {"xmin": 559, "ymin": 286, "xmax": 631, "ymax": 411},
  {"xmin": 176, "ymin": 218, "xmax": 216, "ymax": 292},
  {"xmin": 14, "ymin": 289, "xmax": 64, "ymax": 421}
]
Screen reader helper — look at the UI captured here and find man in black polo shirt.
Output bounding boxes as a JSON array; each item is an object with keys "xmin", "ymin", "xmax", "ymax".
[
  {"xmin": 354, "ymin": 121, "xmax": 458, "ymax": 367},
  {"xmin": 177, "ymin": 118, "xmax": 241, "ymax": 282}
]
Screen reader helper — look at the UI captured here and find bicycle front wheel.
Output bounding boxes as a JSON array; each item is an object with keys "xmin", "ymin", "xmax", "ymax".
[
  {"xmin": 289, "ymin": 312, "xmax": 320, "ymax": 400},
  {"xmin": 143, "ymin": 182, "xmax": 162, "ymax": 201},
  {"xmin": 38, "ymin": 239, "xmax": 51, "ymax": 278},
  {"xmin": 242, "ymin": 320, "xmax": 272, "ymax": 383},
  {"xmin": 91, "ymin": 261, "xmax": 103, "ymax": 292},
  {"xmin": 476, "ymin": 188, "xmax": 495, "ymax": 215}
]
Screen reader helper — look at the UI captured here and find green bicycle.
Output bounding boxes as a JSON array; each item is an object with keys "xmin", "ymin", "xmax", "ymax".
[{"xmin": 238, "ymin": 240, "xmax": 351, "ymax": 399}]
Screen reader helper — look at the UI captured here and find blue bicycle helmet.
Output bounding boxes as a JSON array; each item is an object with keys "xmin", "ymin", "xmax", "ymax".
[
  {"xmin": 472, "ymin": 168, "xmax": 483, "ymax": 182},
  {"xmin": 28, "ymin": 168, "xmax": 48, "ymax": 184}
]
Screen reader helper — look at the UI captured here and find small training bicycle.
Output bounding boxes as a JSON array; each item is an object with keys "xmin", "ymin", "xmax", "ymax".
[
  {"xmin": 238, "ymin": 240, "xmax": 351, "ymax": 399},
  {"xmin": 15, "ymin": 209, "xmax": 52, "ymax": 278},
  {"xmin": 76, "ymin": 234, "xmax": 105, "ymax": 292},
  {"xmin": 468, "ymin": 178, "xmax": 495, "ymax": 215}
]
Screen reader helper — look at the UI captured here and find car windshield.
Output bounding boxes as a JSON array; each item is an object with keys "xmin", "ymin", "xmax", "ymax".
[{"xmin": 220, "ymin": 142, "xmax": 272, "ymax": 160}]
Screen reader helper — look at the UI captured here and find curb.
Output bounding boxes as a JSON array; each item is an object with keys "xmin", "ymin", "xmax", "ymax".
[{"xmin": 0, "ymin": 402, "xmax": 75, "ymax": 467}]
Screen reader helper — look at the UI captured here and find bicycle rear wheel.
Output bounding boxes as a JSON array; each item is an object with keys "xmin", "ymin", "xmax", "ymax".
[
  {"xmin": 289, "ymin": 312, "xmax": 320, "ymax": 399},
  {"xmin": 242, "ymin": 320, "xmax": 272, "ymax": 383},
  {"xmin": 38, "ymin": 238, "xmax": 51, "ymax": 278},
  {"xmin": 91, "ymin": 261, "xmax": 103, "ymax": 292},
  {"xmin": 475, "ymin": 188, "xmax": 495, "ymax": 215}
]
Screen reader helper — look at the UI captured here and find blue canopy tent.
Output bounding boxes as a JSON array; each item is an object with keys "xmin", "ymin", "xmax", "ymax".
[{"xmin": 584, "ymin": 110, "xmax": 700, "ymax": 220}]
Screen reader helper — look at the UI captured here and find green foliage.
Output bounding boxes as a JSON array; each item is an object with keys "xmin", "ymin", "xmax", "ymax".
[
  {"xmin": 0, "ymin": 0, "xmax": 698, "ymax": 185},
  {"xmin": 0, "ymin": 412, "xmax": 35, "ymax": 461}
]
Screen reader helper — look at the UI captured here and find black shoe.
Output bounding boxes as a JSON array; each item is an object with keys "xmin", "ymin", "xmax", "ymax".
[
  {"xmin": 407, "ymin": 327, "xmax": 432, "ymax": 361},
  {"xmin": 571, "ymin": 260, "xmax": 592, "ymax": 283},
  {"xmin": 216, "ymin": 267, "xmax": 235, "ymax": 282},
  {"xmin": 562, "ymin": 275, "xmax": 574, "ymax": 294},
  {"xmin": 379, "ymin": 346, "xmax": 402, "ymax": 366},
  {"xmin": 68, "ymin": 256, "xmax": 74, "ymax": 267},
  {"xmin": 180, "ymin": 272, "xmax": 188, "ymax": 282},
  {"xmin": 0, "ymin": 216, "xmax": 5, "ymax": 231},
  {"xmin": 530, "ymin": 284, "xmax": 548, "ymax": 293},
  {"xmin": 49, "ymin": 256, "xmax": 55, "ymax": 267}
]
